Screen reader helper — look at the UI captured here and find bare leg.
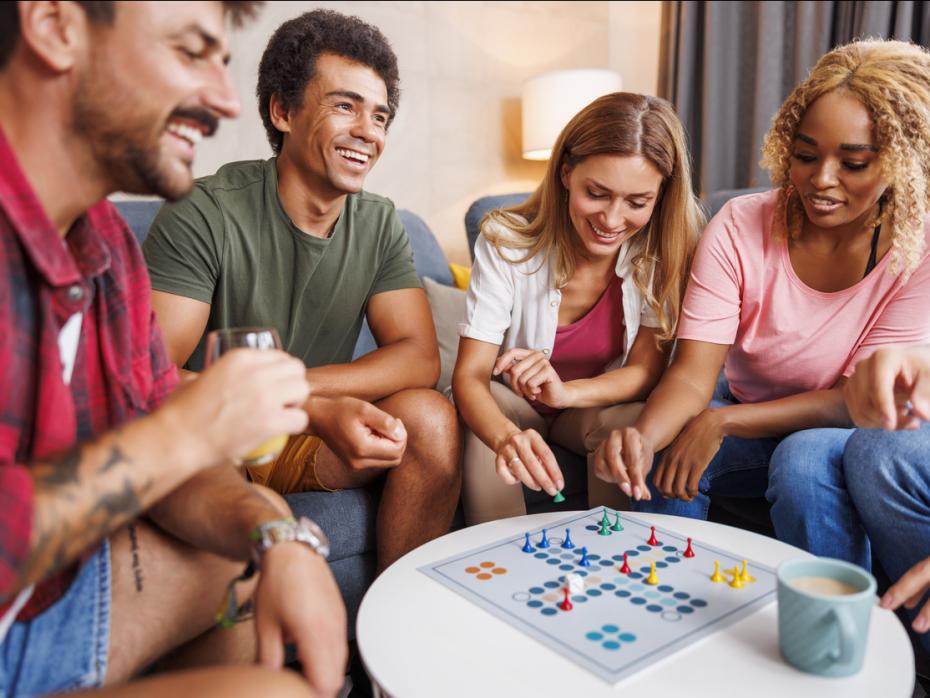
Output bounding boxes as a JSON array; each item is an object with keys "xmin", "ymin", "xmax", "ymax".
[
  {"xmin": 310, "ymin": 389, "xmax": 460, "ymax": 571},
  {"xmin": 73, "ymin": 666, "xmax": 314, "ymax": 698},
  {"xmin": 372, "ymin": 389, "xmax": 461, "ymax": 571}
]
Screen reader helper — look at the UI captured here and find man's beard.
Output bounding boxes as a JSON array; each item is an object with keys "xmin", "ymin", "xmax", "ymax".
[{"xmin": 72, "ymin": 76, "xmax": 194, "ymax": 201}]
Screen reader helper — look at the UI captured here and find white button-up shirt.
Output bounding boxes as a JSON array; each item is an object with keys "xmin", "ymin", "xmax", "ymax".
[{"xmin": 459, "ymin": 218, "xmax": 659, "ymax": 373}]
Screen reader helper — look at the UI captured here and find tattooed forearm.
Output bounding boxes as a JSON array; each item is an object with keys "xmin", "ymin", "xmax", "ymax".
[
  {"xmin": 21, "ymin": 441, "xmax": 153, "ymax": 590},
  {"xmin": 128, "ymin": 523, "xmax": 144, "ymax": 592}
]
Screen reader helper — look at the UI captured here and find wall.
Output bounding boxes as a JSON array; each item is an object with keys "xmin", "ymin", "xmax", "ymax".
[{"xmin": 193, "ymin": 1, "xmax": 663, "ymax": 264}]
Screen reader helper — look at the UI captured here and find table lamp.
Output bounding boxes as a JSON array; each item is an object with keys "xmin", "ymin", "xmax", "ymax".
[{"xmin": 521, "ymin": 69, "xmax": 623, "ymax": 161}]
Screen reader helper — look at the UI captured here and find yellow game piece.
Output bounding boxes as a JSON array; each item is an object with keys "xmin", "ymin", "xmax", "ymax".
[
  {"xmin": 645, "ymin": 561, "xmax": 660, "ymax": 585},
  {"xmin": 724, "ymin": 564, "xmax": 741, "ymax": 578},
  {"xmin": 710, "ymin": 560, "xmax": 726, "ymax": 583},
  {"xmin": 728, "ymin": 571, "xmax": 744, "ymax": 589},
  {"xmin": 739, "ymin": 559, "xmax": 757, "ymax": 583}
]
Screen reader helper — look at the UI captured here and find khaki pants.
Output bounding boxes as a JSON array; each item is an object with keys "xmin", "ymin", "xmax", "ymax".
[{"xmin": 462, "ymin": 381, "xmax": 644, "ymax": 525}]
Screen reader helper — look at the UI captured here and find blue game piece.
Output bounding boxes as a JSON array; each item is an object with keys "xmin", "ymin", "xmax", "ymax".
[
  {"xmin": 561, "ymin": 528, "xmax": 575, "ymax": 549},
  {"xmin": 578, "ymin": 546, "xmax": 592, "ymax": 567},
  {"xmin": 522, "ymin": 532, "xmax": 534, "ymax": 553},
  {"xmin": 538, "ymin": 528, "xmax": 551, "ymax": 549}
]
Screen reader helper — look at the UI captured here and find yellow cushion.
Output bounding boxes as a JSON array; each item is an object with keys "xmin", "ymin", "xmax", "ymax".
[{"xmin": 449, "ymin": 262, "xmax": 472, "ymax": 290}]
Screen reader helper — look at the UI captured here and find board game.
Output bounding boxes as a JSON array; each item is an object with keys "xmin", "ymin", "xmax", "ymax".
[{"xmin": 420, "ymin": 508, "xmax": 776, "ymax": 684}]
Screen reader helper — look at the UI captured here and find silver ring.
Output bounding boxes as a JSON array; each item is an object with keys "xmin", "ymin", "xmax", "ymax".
[{"xmin": 508, "ymin": 456, "xmax": 522, "ymax": 466}]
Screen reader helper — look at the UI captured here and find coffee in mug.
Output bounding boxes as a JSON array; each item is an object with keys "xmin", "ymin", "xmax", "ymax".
[{"xmin": 788, "ymin": 575, "xmax": 860, "ymax": 596}]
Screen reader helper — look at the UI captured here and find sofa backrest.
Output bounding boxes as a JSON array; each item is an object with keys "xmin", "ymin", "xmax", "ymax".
[{"xmin": 110, "ymin": 198, "xmax": 452, "ymax": 359}]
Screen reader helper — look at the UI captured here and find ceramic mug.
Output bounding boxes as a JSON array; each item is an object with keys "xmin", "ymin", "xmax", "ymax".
[{"xmin": 777, "ymin": 557, "xmax": 877, "ymax": 677}]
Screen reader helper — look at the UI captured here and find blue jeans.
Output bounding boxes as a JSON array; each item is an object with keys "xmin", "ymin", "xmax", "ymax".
[
  {"xmin": 0, "ymin": 540, "xmax": 111, "ymax": 697},
  {"xmin": 632, "ymin": 382, "xmax": 863, "ymax": 565},
  {"xmin": 844, "ymin": 423, "xmax": 930, "ymax": 653}
]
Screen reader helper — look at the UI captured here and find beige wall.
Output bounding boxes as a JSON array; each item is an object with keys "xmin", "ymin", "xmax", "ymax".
[{"xmin": 194, "ymin": 1, "xmax": 663, "ymax": 264}]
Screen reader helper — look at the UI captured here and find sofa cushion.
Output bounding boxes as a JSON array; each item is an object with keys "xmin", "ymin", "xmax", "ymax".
[{"xmin": 422, "ymin": 277, "xmax": 466, "ymax": 394}]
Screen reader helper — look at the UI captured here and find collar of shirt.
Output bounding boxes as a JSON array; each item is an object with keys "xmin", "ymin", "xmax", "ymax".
[{"xmin": 0, "ymin": 126, "xmax": 111, "ymax": 293}]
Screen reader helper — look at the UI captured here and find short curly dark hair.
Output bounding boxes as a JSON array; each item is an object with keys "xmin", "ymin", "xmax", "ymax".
[{"xmin": 257, "ymin": 9, "xmax": 401, "ymax": 155}]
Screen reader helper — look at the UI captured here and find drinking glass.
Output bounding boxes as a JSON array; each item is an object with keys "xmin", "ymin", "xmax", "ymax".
[{"xmin": 203, "ymin": 327, "xmax": 290, "ymax": 466}]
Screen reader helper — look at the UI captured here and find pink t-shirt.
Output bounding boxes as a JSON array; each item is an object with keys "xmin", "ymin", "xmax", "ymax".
[
  {"xmin": 677, "ymin": 190, "xmax": 930, "ymax": 404},
  {"xmin": 534, "ymin": 275, "xmax": 625, "ymax": 415}
]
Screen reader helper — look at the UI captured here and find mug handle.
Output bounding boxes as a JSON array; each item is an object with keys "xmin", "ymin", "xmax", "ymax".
[{"xmin": 827, "ymin": 607, "xmax": 857, "ymax": 667}]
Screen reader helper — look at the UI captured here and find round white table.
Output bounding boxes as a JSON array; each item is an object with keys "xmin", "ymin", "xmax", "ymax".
[{"xmin": 357, "ymin": 512, "xmax": 915, "ymax": 697}]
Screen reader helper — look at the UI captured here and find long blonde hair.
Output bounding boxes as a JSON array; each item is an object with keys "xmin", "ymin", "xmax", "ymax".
[
  {"xmin": 483, "ymin": 92, "xmax": 703, "ymax": 345},
  {"xmin": 761, "ymin": 39, "xmax": 930, "ymax": 278}
]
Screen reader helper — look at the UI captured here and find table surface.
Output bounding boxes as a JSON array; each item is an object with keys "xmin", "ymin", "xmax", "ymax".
[{"xmin": 357, "ymin": 512, "xmax": 915, "ymax": 697}]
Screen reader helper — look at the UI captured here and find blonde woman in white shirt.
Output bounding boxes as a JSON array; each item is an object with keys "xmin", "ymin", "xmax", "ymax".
[{"xmin": 453, "ymin": 92, "xmax": 704, "ymax": 524}]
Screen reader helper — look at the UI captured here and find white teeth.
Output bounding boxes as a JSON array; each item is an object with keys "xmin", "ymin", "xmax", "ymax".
[
  {"xmin": 336, "ymin": 147, "xmax": 369, "ymax": 163},
  {"xmin": 167, "ymin": 122, "xmax": 203, "ymax": 145},
  {"xmin": 591, "ymin": 222, "xmax": 620, "ymax": 238}
]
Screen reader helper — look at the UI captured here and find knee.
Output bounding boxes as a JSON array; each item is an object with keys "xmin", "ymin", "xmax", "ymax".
[
  {"xmin": 251, "ymin": 483, "xmax": 292, "ymax": 517},
  {"xmin": 767, "ymin": 429, "xmax": 847, "ymax": 501},
  {"xmin": 384, "ymin": 389, "xmax": 461, "ymax": 474},
  {"xmin": 844, "ymin": 428, "xmax": 927, "ymax": 502}
]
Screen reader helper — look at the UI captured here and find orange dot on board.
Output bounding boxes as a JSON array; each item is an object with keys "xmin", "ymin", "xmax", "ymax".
[
  {"xmin": 476, "ymin": 573, "xmax": 493, "ymax": 580},
  {"xmin": 465, "ymin": 566, "xmax": 480, "ymax": 574},
  {"xmin": 492, "ymin": 568, "xmax": 507, "ymax": 575},
  {"xmin": 480, "ymin": 561, "xmax": 495, "ymax": 568}
]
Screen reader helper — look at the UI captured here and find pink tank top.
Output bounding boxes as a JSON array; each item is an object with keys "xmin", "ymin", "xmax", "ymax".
[{"xmin": 534, "ymin": 275, "xmax": 625, "ymax": 414}]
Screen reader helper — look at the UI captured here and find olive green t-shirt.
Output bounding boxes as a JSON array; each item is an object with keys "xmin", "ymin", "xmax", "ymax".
[{"xmin": 143, "ymin": 158, "xmax": 421, "ymax": 371}]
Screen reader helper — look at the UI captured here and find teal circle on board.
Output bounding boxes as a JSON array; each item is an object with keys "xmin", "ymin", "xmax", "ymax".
[
  {"xmin": 619, "ymin": 632, "xmax": 636, "ymax": 642},
  {"xmin": 602, "ymin": 624, "xmax": 619, "ymax": 633},
  {"xmin": 602, "ymin": 641, "xmax": 621, "ymax": 650},
  {"xmin": 586, "ymin": 632, "xmax": 603, "ymax": 641}
]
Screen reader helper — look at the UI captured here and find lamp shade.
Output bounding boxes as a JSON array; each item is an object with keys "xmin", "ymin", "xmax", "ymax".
[{"xmin": 521, "ymin": 69, "xmax": 623, "ymax": 161}]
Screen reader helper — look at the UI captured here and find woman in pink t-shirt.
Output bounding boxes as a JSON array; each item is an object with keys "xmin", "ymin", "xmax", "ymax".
[
  {"xmin": 453, "ymin": 93, "xmax": 704, "ymax": 524},
  {"xmin": 591, "ymin": 39, "xmax": 930, "ymax": 570}
]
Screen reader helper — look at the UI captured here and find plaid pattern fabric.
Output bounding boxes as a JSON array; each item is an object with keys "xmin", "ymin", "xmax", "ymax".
[{"xmin": 0, "ymin": 127, "xmax": 179, "ymax": 620}]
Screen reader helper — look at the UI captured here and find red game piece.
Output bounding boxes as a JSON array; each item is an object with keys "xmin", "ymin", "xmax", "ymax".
[
  {"xmin": 560, "ymin": 587, "xmax": 573, "ymax": 611},
  {"xmin": 647, "ymin": 526, "xmax": 660, "ymax": 546},
  {"xmin": 683, "ymin": 537, "xmax": 695, "ymax": 558},
  {"xmin": 619, "ymin": 552, "xmax": 632, "ymax": 574}
]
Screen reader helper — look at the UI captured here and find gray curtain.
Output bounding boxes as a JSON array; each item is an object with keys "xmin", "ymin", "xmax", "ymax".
[{"xmin": 661, "ymin": 1, "xmax": 930, "ymax": 197}]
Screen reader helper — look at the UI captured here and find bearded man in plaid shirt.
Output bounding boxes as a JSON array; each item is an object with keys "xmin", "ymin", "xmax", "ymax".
[{"xmin": 0, "ymin": 3, "xmax": 348, "ymax": 697}]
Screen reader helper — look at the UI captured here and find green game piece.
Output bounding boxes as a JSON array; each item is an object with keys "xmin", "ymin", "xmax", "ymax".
[
  {"xmin": 600, "ymin": 507, "xmax": 611, "ymax": 526},
  {"xmin": 552, "ymin": 491, "xmax": 566, "ymax": 503},
  {"xmin": 597, "ymin": 519, "xmax": 611, "ymax": 536},
  {"xmin": 610, "ymin": 511, "xmax": 623, "ymax": 532}
]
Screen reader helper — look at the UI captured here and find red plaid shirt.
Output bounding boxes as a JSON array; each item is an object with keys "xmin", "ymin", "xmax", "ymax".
[{"xmin": 0, "ymin": 127, "xmax": 178, "ymax": 621}]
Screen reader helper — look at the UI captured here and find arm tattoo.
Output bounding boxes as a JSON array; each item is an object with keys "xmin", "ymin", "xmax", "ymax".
[
  {"xmin": 128, "ymin": 523, "xmax": 144, "ymax": 593},
  {"xmin": 23, "ymin": 441, "xmax": 153, "ymax": 588}
]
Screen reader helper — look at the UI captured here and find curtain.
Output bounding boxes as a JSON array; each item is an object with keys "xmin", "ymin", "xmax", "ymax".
[{"xmin": 661, "ymin": 1, "xmax": 930, "ymax": 197}]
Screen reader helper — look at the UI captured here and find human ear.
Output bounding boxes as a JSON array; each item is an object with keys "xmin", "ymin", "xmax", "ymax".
[
  {"xmin": 560, "ymin": 162, "xmax": 572, "ymax": 191},
  {"xmin": 268, "ymin": 94, "xmax": 292, "ymax": 135},
  {"xmin": 16, "ymin": 1, "xmax": 89, "ymax": 73}
]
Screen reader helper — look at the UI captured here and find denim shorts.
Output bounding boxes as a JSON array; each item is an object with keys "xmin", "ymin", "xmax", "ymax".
[{"xmin": 0, "ymin": 539, "xmax": 111, "ymax": 697}]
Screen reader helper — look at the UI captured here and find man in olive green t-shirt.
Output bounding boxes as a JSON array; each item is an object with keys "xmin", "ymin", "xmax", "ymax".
[{"xmin": 143, "ymin": 10, "xmax": 461, "ymax": 572}]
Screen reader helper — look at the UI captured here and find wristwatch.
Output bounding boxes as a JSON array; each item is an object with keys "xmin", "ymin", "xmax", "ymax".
[{"xmin": 249, "ymin": 516, "xmax": 331, "ymax": 566}]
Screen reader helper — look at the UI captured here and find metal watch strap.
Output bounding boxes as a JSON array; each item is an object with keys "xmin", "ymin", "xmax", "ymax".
[{"xmin": 249, "ymin": 516, "xmax": 331, "ymax": 565}]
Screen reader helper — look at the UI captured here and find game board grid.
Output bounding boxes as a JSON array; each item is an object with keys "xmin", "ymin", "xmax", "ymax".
[{"xmin": 420, "ymin": 510, "xmax": 777, "ymax": 684}]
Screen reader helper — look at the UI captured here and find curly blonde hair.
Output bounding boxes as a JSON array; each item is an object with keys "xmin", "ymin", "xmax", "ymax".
[
  {"xmin": 483, "ymin": 92, "xmax": 704, "ymax": 345},
  {"xmin": 761, "ymin": 39, "xmax": 930, "ymax": 278}
]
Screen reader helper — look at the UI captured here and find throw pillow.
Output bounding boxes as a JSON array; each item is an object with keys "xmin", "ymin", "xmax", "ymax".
[{"xmin": 423, "ymin": 277, "xmax": 467, "ymax": 394}]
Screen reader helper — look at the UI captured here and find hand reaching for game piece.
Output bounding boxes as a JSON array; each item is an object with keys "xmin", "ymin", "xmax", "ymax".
[
  {"xmin": 591, "ymin": 426, "xmax": 654, "ymax": 501},
  {"xmin": 493, "ymin": 347, "xmax": 575, "ymax": 409},
  {"xmin": 494, "ymin": 428, "xmax": 564, "ymax": 496},
  {"xmin": 845, "ymin": 345, "xmax": 930, "ymax": 430},
  {"xmin": 880, "ymin": 554, "xmax": 930, "ymax": 634}
]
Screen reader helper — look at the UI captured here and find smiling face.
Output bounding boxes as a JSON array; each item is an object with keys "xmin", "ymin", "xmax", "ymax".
[
  {"xmin": 560, "ymin": 154, "xmax": 664, "ymax": 260},
  {"xmin": 789, "ymin": 89, "xmax": 887, "ymax": 231},
  {"xmin": 73, "ymin": 1, "xmax": 239, "ymax": 200},
  {"xmin": 273, "ymin": 52, "xmax": 389, "ymax": 198}
]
